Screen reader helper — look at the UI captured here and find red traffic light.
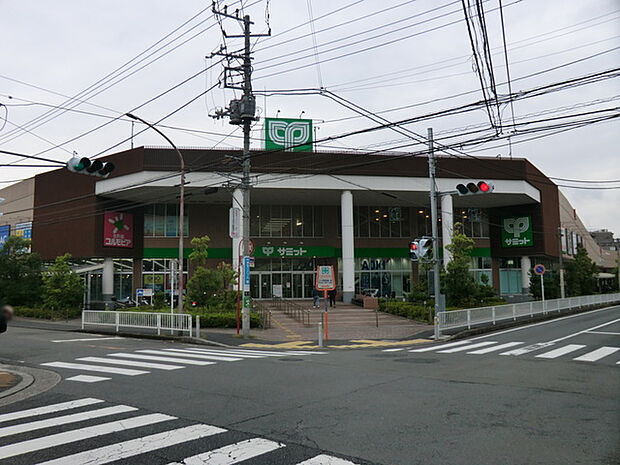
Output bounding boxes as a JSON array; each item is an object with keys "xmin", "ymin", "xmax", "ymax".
[
  {"xmin": 478, "ymin": 181, "xmax": 490, "ymax": 192},
  {"xmin": 410, "ymin": 242, "xmax": 418, "ymax": 251}
]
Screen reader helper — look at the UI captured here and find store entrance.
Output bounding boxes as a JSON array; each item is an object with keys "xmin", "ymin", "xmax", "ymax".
[{"xmin": 251, "ymin": 271, "xmax": 315, "ymax": 299}]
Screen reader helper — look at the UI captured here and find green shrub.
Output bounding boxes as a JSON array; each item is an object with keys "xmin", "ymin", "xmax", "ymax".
[
  {"xmin": 15, "ymin": 306, "xmax": 82, "ymax": 320},
  {"xmin": 188, "ymin": 311, "xmax": 261, "ymax": 328},
  {"xmin": 379, "ymin": 300, "xmax": 430, "ymax": 322}
]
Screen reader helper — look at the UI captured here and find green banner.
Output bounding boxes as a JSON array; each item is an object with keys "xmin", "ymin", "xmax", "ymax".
[
  {"xmin": 264, "ymin": 118, "xmax": 313, "ymax": 152},
  {"xmin": 255, "ymin": 245, "xmax": 335, "ymax": 258},
  {"xmin": 501, "ymin": 215, "xmax": 534, "ymax": 248}
]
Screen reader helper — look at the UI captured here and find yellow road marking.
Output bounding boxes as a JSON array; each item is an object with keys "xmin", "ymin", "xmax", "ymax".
[
  {"xmin": 240, "ymin": 338, "xmax": 430, "ymax": 350},
  {"xmin": 269, "ymin": 314, "xmax": 302, "ymax": 340}
]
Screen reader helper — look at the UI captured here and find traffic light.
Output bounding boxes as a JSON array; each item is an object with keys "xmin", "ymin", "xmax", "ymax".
[
  {"xmin": 66, "ymin": 156, "xmax": 115, "ymax": 178},
  {"xmin": 456, "ymin": 181, "xmax": 494, "ymax": 195},
  {"xmin": 418, "ymin": 237, "xmax": 432, "ymax": 259},
  {"xmin": 409, "ymin": 240, "xmax": 420, "ymax": 261}
]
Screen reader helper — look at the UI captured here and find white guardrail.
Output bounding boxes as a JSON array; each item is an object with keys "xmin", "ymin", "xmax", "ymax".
[
  {"xmin": 437, "ymin": 292, "xmax": 620, "ymax": 334},
  {"xmin": 82, "ymin": 310, "xmax": 193, "ymax": 337}
]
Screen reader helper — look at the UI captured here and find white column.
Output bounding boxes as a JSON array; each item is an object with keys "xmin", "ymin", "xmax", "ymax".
[
  {"xmin": 341, "ymin": 190, "xmax": 355, "ymax": 303},
  {"xmin": 441, "ymin": 194, "xmax": 454, "ymax": 266},
  {"xmin": 520, "ymin": 255, "xmax": 531, "ymax": 294},
  {"xmin": 232, "ymin": 188, "xmax": 244, "ymax": 276},
  {"xmin": 102, "ymin": 257, "xmax": 114, "ymax": 301}
]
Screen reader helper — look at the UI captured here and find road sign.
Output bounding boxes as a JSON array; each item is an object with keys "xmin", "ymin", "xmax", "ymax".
[
  {"xmin": 243, "ymin": 256, "xmax": 251, "ymax": 290},
  {"xmin": 315, "ymin": 265, "xmax": 336, "ymax": 291},
  {"xmin": 534, "ymin": 264, "xmax": 546, "ymax": 275},
  {"xmin": 136, "ymin": 288, "xmax": 153, "ymax": 297}
]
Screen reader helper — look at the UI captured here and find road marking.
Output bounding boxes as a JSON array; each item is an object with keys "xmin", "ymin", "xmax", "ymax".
[
  {"xmin": 549, "ymin": 318, "xmax": 620, "ymax": 343},
  {"xmin": 468, "ymin": 305, "xmax": 620, "ymax": 341},
  {"xmin": 500, "ymin": 342, "xmax": 555, "ymax": 356},
  {"xmin": 0, "ymin": 405, "xmax": 137, "ymax": 437},
  {"xmin": 0, "ymin": 413, "xmax": 174, "ymax": 460},
  {"xmin": 295, "ymin": 454, "xmax": 359, "ymax": 464},
  {"xmin": 187, "ymin": 348, "xmax": 266, "ymax": 359},
  {"xmin": 438, "ymin": 341, "xmax": 497, "ymax": 353},
  {"xmin": 169, "ymin": 437, "xmax": 284, "ymax": 465},
  {"xmin": 108, "ymin": 353, "xmax": 216, "ymax": 366},
  {"xmin": 585, "ymin": 331, "xmax": 620, "ymax": 336},
  {"xmin": 37, "ymin": 423, "xmax": 224, "ymax": 465},
  {"xmin": 573, "ymin": 346, "xmax": 620, "ymax": 362},
  {"xmin": 66, "ymin": 375, "xmax": 111, "ymax": 383},
  {"xmin": 0, "ymin": 398, "xmax": 103, "ymax": 424},
  {"xmin": 41, "ymin": 361, "xmax": 148, "ymax": 376},
  {"xmin": 76, "ymin": 356, "xmax": 184, "ymax": 370},
  {"xmin": 409, "ymin": 340, "xmax": 472, "ymax": 352},
  {"xmin": 382, "ymin": 348, "xmax": 406, "ymax": 352},
  {"xmin": 536, "ymin": 344, "xmax": 586, "ymax": 359},
  {"xmin": 145, "ymin": 349, "xmax": 242, "ymax": 362},
  {"xmin": 51, "ymin": 337, "xmax": 124, "ymax": 343},
  {"xmin": 467, "ymin": 342, "xmax": 523, "ymax": 354}
]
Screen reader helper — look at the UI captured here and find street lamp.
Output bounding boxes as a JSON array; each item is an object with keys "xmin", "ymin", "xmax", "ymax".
[{"xmin": 126, "ymin": 113, "xmax": 185, "ymax": 314}]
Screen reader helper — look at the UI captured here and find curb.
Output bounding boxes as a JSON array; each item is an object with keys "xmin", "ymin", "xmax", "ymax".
[{"xmin": 0, "ymin": 364, "xmax": 61, "ymax": 408}]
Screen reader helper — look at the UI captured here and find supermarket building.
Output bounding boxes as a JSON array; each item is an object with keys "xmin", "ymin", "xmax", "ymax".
[{"xmin": 0, "ymin": 146, "xmax": 616, "ymax": 304}]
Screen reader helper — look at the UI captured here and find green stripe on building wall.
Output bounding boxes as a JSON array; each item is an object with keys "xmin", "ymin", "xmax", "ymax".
[{"xmin": 144, "ymin": 246, "xmax": 491, "ymax": 259}]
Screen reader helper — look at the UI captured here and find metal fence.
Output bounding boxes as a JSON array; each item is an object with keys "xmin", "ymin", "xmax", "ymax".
[
  {"xmin": 252, "ymin": 300, "xmax": 272, "ymax": 329},
  {"xmin": 271, "ymin": 297, "xmax": 312, "ymax": 326},
  {"xmin": 437, "ymin": 292, "xmax": 620, "ymax": 334},
  {"xmin": 82, "ymin": 310, "xmax": 193, "ymax": 336}
]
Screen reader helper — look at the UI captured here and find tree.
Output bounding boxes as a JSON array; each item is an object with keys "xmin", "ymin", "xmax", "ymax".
[
  {"xmin": 186, "ymin": 236, "xmax": 237, "ymax": 308},
  {"xmin": 565, "ymin": 245, "xmax": 598, "ymax": 296},
  {"xmin": 442, "ymin": 223, "xmax": 479, "ymax": 307},
  {"xmin": 0, "ymin": 236, "xmax": 42, "ymax": 307},
  {"xmin": 42, "ymin": 253, "xmax": 84, "ymax": 310},
  {"xmin": 529, "ymin": 269, "xmax": 560, "ymax": 300}
]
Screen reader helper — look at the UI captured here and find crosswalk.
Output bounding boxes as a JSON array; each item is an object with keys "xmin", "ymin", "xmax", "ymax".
[
  {"xmin": 41, "ymin": 347, "xmax": 326, "ymax": 383},
  {"xmin": 383, "ymin": 340, "xmax": 620, "ymax": 365},
  {"xmin": 0, "ymin": 397, "xmax": 360, "ymax": 464}
]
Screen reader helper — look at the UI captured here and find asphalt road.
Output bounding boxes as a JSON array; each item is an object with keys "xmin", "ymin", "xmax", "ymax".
[{"xmin": 0, "ymin": 305, "xmax": 618, "ymax": 465}]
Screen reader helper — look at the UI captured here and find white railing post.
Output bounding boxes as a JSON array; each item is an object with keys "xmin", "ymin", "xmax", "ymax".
[
  {"xmin": 189, "ymin": 315, "xmax": 192, "ymax": 338},
  {"xmin": 81, "ymin": 312, "xmax": 85, "ymax": 330},
  {"xmin": 492, "ymin": 307, "xmax": 496, "ymax": 325},
  {"xmin": 529, "ymin": 302, "xmax": 533, "ymax": 317},
  {"xmin": 115, "ymin": 312, "xmax": 119, "ymax": 333},
  {"xmin": 512, "ymin": 304, "xmax": 516, "ymax": 321},
  {"xmin": 196, "ymin": 315, "xmax": 200, "ymax": 338},
  {"xmin": 157, "ymin": 313, "xmax": 161, "ymax": 336},
  {"xmin": 467, "ymin": 309, "xmax": 471, "ymax": 329}
]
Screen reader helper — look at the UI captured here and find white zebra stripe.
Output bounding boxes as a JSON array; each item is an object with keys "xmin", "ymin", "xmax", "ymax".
[
  {"xmin": 168, "ymin": 437, "xmax": 284, "ymax": 465},
  {"xmin": 77, "ymin": 356, "xmax": 184, "ymax": 370},
  {"xmin": 106, "ymin": 353, "xmax": 215, "ymax": 366},
  {"xmin": 0, "ymin": 398, "xmax": 103, "ymax": 424},
  {"xmin": 41, "ymin": 362, "xmax": 148, "ymax": 376}
]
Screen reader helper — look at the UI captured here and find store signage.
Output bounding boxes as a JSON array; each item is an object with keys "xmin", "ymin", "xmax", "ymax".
[
  {"xmin": 256, "ymin": 245, "xmax": 334, "ymax": 258},
  {"xmin": 265, "ymin": 118, "xmax": 313, "ymax": 152},
  {"xmin": 229, "ymin": 207, "xmax": 241, "ymax": 238},
  {"xmin": 388, "ymin": 207, "xmax": 401, "ymax": 222},
  {"xmin": 361, "ymin": 259, "xmax": 389, "ymax": 271},
  {"xmin": 136, "ymin": 288, "xmax": 153, "ymax": 297},
  {"xmin": 0, "ymin": 225, "xmax": 10, "ymax": 250},
  {"xmin": 243, "ymin": 256, "xmax": 251, "ymax": 290},
  {"xmin": 103, "ymin": 212, "xmax": 134, "ymax": 248},
  {"xmin": 14, "ymin": 222, "xmax": 32, "ymax": 240},
  {"xmin": 316, "ymin": 265, "xmax": 336, "ymax": 291},
  {"xmin": 501, "ymin": 215, "xmax": 533, "ymax": 248},
  {"xmin": 272, "ymin": 284, "xmax": 283, "ymax": 298}
]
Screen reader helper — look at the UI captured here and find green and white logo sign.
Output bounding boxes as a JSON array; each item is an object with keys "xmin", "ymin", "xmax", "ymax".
[
  {"xmin": 265, "ymin": 117, "xmax": 313, "ymax": 152},
  {"xmin": 502, "ymin": 216, "xmax": 533, "ymax": 247}
]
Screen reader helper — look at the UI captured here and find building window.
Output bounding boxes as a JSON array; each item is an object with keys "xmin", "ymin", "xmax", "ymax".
[
  {"xmin": 453, "ymin": 208, "xmax": 489, "ymax": 238},
  {"xmin": 142, "ymin": 258, "xmax": 189, "ymax": 295},
  {"xmin": 350, "ymin": 206, "xmax": 411, "ymax": 238},
  {"xmin": 250, "ymin": 205, "xmax": 324, "ymax": 237},
  {"xmin": 144, "ymin": 204, "xmax": 188, "ymax": 237},
  {"xmin": 471, "ymin": 256, "xmax": 492, "ymax": 285}
]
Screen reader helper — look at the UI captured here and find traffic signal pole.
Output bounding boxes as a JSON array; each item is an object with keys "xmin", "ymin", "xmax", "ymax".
[{"xmin": 428, "ymin": 128, "xmax": 442, "ymax": 340}]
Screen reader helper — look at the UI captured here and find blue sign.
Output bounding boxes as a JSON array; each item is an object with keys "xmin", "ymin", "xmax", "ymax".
[
  {"xmin": 136, "ymin": 289, "xmax": 144, "ymax": 297},
  {"xmin": 534, "ymin": 264, "xmax": 546, "ymax": 276},
  {"xmin": 0, "ymin": 225, "xmax": 10, "ymax": 250},
  {"xmin": 243, "ymin": 256, "xmax": 251, "ymax": 287}
]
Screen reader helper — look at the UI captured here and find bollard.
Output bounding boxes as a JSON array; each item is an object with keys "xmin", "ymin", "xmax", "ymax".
[
  {"xmin": 318, "ymin": 321, "xmax": 323, "ymax": 348},
  {"xmin": 196, "ymin": 315, "xmax": 201, "ymax": 338}
]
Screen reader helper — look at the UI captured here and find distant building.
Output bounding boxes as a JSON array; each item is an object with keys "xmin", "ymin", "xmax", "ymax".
[{"xmin": 590, "ymin": 229, "xmax": 618, "ymax": 250}]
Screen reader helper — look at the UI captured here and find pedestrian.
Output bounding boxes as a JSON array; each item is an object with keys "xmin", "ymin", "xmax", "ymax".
[
  {"xmin": 0, "ymin": 305, "xmax": 14, "ymax": 335},
  {"xmin": 312, "ymin": 287, "xmax": 320, "ymax": 309},
  {"xmin": 328, "ymin": 289, "xmax": 337, "ymax": 308}
]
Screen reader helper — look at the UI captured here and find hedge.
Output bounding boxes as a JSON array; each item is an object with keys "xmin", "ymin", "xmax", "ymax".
[
  {"xmin": 190, "ymin": 311, "xmax": 262, "ymax": 328},
  {"xmin": 15, "ymin": 306, "xmax": 82, "ymax": 320},
  {"xmin": 378, "ymin": 300, "xmax": 430, "ymax": 323}
]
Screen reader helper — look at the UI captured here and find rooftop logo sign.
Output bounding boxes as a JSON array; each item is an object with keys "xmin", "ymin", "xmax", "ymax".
[
  {"xmin": 502, "ymin": 215, "xmax": 533, "ymax": 248},
  {"xmin": 103, "ymin": 211, "xmax": 133, "ymax": 248},
  {"xmin": 265, "ymin": 118, "xmax": 313, "ymax": 152}
]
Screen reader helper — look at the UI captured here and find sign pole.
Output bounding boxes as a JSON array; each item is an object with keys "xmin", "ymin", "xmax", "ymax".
[{"xmin": 324, "ymin": 290, "xmax": 328, "ymax": 341}]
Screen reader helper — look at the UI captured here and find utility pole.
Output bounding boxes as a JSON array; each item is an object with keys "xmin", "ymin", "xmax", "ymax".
[
  {"xmin": 428, "ymin": 128, "xmax": 443, "ymax": 340},
  {"xmin": 212, "ymin": 5, "xmax": 269, "ymax": 338},
  {"xmin": 558, "ymin": 227, "xmax": 566, "ymax": 299}
]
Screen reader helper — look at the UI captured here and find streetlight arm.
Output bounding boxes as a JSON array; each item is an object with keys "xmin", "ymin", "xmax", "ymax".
[{"xmin": 125, "ymin": 112, "xmax": 185, "ymax": 315}]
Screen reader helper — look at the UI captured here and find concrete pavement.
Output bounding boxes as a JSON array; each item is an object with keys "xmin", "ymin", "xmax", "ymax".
[{"xmin": 0, "ymin": 305, "xmax": 618, "ymax": 464}]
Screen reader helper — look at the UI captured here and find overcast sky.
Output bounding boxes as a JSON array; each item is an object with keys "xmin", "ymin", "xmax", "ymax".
[{"xmin": 1, "ymin": 0, "xmax": 618, "ymax": 234}]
